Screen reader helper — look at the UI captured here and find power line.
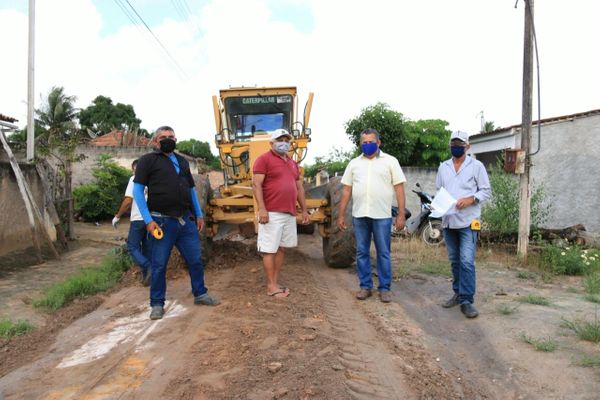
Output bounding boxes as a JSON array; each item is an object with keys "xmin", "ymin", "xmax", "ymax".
[
  {"xmin": 173, "ymin": 0, "xmax": 203, "ymax": 37},
  {"xmin": 170, "ymin": 0, "xmax": 188, "ymax": 21},
  {"xmin": 116, "ymin": 0, "xmax": 188, "ymax": 80}
]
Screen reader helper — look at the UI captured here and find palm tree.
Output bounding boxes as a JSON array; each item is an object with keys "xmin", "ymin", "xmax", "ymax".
[
  {"xmin": 483, "ymin": 121, "xmax": 496, "ymax": 133},
  {"xmin": 35, "ymin": 86, "xmax": 81, "ymax": 239}
]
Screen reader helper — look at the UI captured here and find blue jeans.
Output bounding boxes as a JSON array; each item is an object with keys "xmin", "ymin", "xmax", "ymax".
[
  {"xmin": 127, "ymin": 220, "xmax": 151, "ymax": 273},
  {"xmin": 148, "ymin": 211, "xmax": 207, "ymax": 307},
  {"xmin": 443, "ymin": 227, "xmax": 478, "ymax": 304},
  {"xmin": 353, "ymin": 217, "xmax": 393, "ymax": 292}
]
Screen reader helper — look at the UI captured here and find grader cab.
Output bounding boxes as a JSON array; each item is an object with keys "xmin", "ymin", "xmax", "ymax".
[{"xmin": 203, "ymin": 86, "xmax": 354, "ymax": 267}]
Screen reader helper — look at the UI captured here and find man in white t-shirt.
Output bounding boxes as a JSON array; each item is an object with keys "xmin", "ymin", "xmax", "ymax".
[{"xmin": 112, "ymin": 159, "xmax": 150, "ymax": 285}]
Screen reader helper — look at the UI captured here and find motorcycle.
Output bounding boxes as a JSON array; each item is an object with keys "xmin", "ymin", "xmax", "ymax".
[{"xmin": 393, "ymin": 183, "xmax": 444, "ymax": 246}]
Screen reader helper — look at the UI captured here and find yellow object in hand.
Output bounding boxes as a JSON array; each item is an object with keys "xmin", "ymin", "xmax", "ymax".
[
  {"xmin": 152, "ymin": 227, "xmax": 164, "ymax": 239},
  {"xmin": 470, "ymin": 219, "xmax": 481, "ymax": 231}
]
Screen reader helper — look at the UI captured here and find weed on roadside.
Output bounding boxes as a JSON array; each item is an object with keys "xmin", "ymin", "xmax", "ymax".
[
  {"xmin": 583, "ymin": 272, "xmax": 600, "ymax": 295},
  {"xmin": 520, "ymin": 333, "xmax": 558, "ymax": 352},
  {"xmin": 516, "ymin": 295, "xmax": 552, "ymax": 306},
  {"xmin": 0, "ymin": 318, "xmax": 34, "ymax": 339},
  {"xmin": 497, "ymin": 304, "xmax": 520, "ymax": 315},
  {"xmin": 414, "ymin": 261, "xmax": 452, "ymax": 277},
  {"xmin": 561, "ymin": 316, "xmax": 600, "ymax": 343},
  {"xmin": 577, "ymin": 355, "xmax": 600, "ymax": 367},
  {"xmin": 33, "ymin": 250, "xmax": 133, "ymax": 311},
  {"xmin": 584, "ymin": 294, "xmax": 600, "ymax": 304},
  {"xmin": 517, "ymin": 270, "xmax": 535, "ymax": 280},
  {"xmin": 393, "ymin": 238, "xmax": 449, "ymax": 278},
  {"xmin": 565, "ymin": 287, "xmax": 580, "ymax": 294}
]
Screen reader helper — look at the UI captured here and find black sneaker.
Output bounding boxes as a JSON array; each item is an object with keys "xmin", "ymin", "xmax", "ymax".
[
  {"xmin": 150, "ymin": 306, "xmax": 164, "ymax": 320},
  {"xmin": 442, "ymin": 294, "xmax": 459, "ymax": 308},
  {"xmin": 460, "ymin": 303, "xmax": 479, "ymax": 318},
  {"xmin": 194, "ymin": 293, "xmax": 220, "ymax": 306}
]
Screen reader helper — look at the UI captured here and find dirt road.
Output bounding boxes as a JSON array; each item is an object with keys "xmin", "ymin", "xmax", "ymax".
[{"xmin": 1, "ymin": 231, "xmax": 599, "ymax": 399}]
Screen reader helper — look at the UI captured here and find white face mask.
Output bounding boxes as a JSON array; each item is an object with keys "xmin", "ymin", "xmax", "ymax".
[{"xmin": 273, "ymin": 141, "xmax": 290, "ymax": 154}]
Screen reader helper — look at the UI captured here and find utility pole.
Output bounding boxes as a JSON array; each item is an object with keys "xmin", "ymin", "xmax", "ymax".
[
  {"xmin": 26, "ymin": 0, "xmax": 35, "ymax": 161},
  {"xmin": 517, "ymin": 0, "xmax": 534, "ymax": 260}
]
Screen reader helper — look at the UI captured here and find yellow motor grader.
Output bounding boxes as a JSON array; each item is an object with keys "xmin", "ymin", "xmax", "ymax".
[{"xmin": 200, "ymin": 86, "xmax": 354, "ymax": 267}]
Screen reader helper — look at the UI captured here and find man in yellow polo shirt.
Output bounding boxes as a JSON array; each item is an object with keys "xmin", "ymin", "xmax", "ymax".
[{"xmin": 337, "ymin": 128, "xmax": 406, "ymax": 303}]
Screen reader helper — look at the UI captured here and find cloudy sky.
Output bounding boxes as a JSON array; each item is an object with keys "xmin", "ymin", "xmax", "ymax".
[{"xmin": 1, "ymin": 0, "xmax": 599, "ymax": 163}]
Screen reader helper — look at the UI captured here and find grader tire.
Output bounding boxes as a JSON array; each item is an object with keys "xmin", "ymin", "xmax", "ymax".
[{"xmin": 323, "ymin": 177, "xmax": 355, "ymax": 268}]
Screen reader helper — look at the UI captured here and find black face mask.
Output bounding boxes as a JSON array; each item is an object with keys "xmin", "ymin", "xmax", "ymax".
[{"xmin": 159, "ymin": 138, "xmax": 176, "ymax": 153}]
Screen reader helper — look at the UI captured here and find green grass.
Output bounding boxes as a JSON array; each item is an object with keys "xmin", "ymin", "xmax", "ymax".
[
  {"xmin": 584, "ymin": 294, "xmax": 600, "ymax": 304},
  {"xmin": 516, "ymin": 295, "xmax": 552, "ymax": 306},
  {"xmin": 33, "ymin": 249, "xmax": 132, "ymax": 311},
  {"xmin": 497, "ymin": 304, "xmax": 520, "ymax": 315},
  {"xmin": 577, "ymin": 355, "xmax": 600, "ymax": 367},
  {"xmin": 565, "ymin": 287, "xmax": 580, "ymax": 294},
  {"xmin": 521, "ymin": 333, "xmax": 558, "ymax": 352},
  {"xmin": 561, "ymin": 318, "xmax": 600, "ymax": 343},
  {"xmin": 0, "ymin": 318, "xmax": 34, "ymax": 339}
]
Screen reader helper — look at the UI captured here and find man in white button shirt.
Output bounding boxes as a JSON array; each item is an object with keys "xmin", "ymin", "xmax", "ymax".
[
  {"xmin": 337, "ymin": 128, "xmax": 406, "ymax": 303},
  {"xmin": 112, "ymin": 159, "xmax": 151, "ymax": 286}
]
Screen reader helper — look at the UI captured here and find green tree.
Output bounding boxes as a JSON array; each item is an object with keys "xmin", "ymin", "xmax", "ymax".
[
  {"xmin": 303, "ymin": 147, "xmax": 356, "ymax": 178},
  {"xmin": 405, "ymin": 119, "xmax": 452, "ymax": 167},
  {"xmin": 177, "ymin": 139, "xmax": 221, "ymax": 170},
  {"xmin": 74, "ymin": 154, "xmax": 131, "ymax": 220},
  {"xmin": 35, "ymin": 86, "xmax": 83, "ymax": 239},
  {"xmin": 79, "ymin": 95, "xmax": 143, "ymax": 136},
  {"xmin": 344, "ymin": 102, "xmax": 451, "ymax": 167}
]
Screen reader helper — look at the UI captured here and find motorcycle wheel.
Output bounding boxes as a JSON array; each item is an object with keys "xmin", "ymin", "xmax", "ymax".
[{"xmin": 421, "ymin": 220, "xmax": 444, "ymax": 246}]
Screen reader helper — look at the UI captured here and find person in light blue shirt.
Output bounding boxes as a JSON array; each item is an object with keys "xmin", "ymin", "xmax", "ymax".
[{"xmin": 436, "ymin": 130, "xmax": 491, "ymax": 318}]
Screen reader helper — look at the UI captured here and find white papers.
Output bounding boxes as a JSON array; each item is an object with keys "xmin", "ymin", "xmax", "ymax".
[{"xmin": 429, "ymin": 187, "xmax": 457, "ymax": 218}]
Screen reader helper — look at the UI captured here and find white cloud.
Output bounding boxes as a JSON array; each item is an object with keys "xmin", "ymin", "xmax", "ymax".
[{"xmin": 1, "ymin": 0, "xmax": 599, "ymax": 163}]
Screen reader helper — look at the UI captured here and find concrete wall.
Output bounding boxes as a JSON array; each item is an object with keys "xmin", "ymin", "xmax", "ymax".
[
  {"xmin": 401, "ymin": 166, "xmax": 438, "ymax": 215},
  {"xmin": 0, "ymin": 162, "xmax": 57, "ymax": 256},
  {"xmin": 72, "ymin": 145, "xmax": 200, "ymax": 188},
  {"xmin": 529, "ymin": 115, "xmax": 600, "ymax": 233}
]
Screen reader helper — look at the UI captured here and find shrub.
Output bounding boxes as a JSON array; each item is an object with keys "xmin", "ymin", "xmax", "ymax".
[
  {"xmin": 74, "ymin": 154, "xmax": 131, "ymax": 220},
  {"xmin": 481, "ymin": 162, "xmax": 551, "ymax": 235}
]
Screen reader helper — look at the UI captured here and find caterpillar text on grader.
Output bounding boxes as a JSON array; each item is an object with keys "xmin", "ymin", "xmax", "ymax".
[{"xmin": 201, "ymin": 86, "xmax": 354, "ymax": 268}]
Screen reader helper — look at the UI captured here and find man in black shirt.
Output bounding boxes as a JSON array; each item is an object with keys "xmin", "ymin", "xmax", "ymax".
[{"xmin": 133, "ymin": 126, "xmax": 219, "ymax": 320}]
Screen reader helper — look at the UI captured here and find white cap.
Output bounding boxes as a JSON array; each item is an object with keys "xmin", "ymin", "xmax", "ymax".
[
  {"xmin": 450, "ymin": 130, "xmax": 469, "ymax": 144},
  {"xmin": 271, "ymin": 129, "xmax": 292, "ymax": 141}
]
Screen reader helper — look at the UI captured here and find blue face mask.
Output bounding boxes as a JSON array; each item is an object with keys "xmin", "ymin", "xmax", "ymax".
[
  {"xmin": 361, "ymin": 142, "xmax": 378, "ymax": 156},
  {"xmin": 451, "ymin": 145, "xmax": 466, "ymax": 158}
]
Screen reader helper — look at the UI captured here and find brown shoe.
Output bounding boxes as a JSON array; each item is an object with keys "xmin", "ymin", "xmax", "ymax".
[
  {"xmin": 379, "ymin": 291, "xmax": 392, "ymax": 303},
  {"xmin": 356, "ymin": 288, "xmax": 372, "ymax": 300}
]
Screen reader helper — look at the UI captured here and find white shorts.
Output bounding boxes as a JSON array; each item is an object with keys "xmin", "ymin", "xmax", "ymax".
[{"xmin": 257, "ymin": 212, "xmax": 298, "ymax": 253}]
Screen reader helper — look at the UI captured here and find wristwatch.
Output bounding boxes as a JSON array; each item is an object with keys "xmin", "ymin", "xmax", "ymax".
[{"xmin": 473, "ymin": 196, "xmax": 479, "ymax": 204}]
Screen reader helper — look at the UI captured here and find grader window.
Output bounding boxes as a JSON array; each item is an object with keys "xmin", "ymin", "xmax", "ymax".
[{"xmin": 224, "ymin": 95, "xmax": 293, "ymax": 141}]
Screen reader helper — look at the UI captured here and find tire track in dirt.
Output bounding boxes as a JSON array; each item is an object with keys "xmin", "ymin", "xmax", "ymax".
[
  {"xmin": 302, "ymin": 233, "xmax": 486, "ymax": 400},
  {"xmin": 310, "ymin": 269, "xmax": 411, "ymax": 400}
]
